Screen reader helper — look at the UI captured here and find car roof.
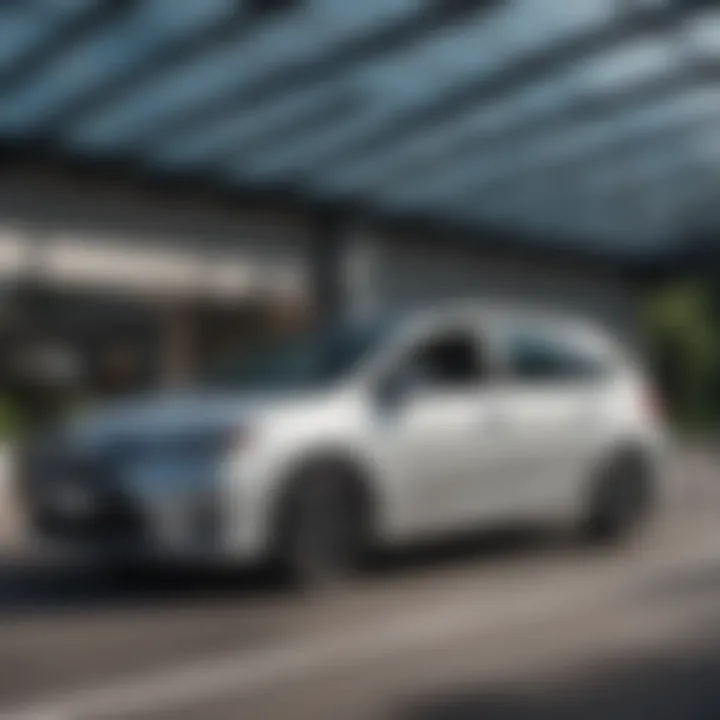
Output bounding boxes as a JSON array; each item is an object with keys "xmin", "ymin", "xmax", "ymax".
[
  {"xmin": 409, "ymin": 300, "xmax": 596, "ymax": 330},
  {"xmin": 403, "ymin": 300, "xmax": 621, "ymax": 355}
]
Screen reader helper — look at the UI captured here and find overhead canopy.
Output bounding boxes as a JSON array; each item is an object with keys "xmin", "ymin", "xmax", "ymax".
[{"xmin": 1, "ymin": 0, "xmax": 719, "ymax": 257}]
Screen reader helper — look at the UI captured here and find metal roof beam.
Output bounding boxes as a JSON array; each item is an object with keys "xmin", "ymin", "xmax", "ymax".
[
  {"xmin": 446, "ymin": 163, "xmax": 703, "ymax": 250},
  {"xmin": 520, "ymin": 154, "xmax": 706, "ymax": 231},
  {"xmin": 128, "ymin": 0, "xmax": 505, "ymax": 151},
  {"xmin": 301, "ymin": 0, "xmax": 714, "ymax": 177},
  {"xmin": 40, "ymin": 0, "xmax": 303, "ymax": 133},
  {"xmin": 466, "ymin": 109, "xmax": 716, "ymax": 201},
  {"xmin": 388, "ymin": 104, "xmax": 719, "ymax": 214},
  {"xmin": 339, "ymin": 58, "xmax": 719, "ymax": 197},
  {"xmin": 487, "ymin": 150, "xmax": 700, "ymax": 214},
  {"xmin": 221, "ymin": 90, "xmax": 366, "ymax": 172},
  {"xmin": 0, "ymin": 0, "xmax": 137, "ymax": 97},
  {"xmin": 377, "ymin": 71, "xmax": 720, "ymax": 206}
]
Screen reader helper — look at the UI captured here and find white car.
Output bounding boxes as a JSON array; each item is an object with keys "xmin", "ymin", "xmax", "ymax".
[{"xmin": 23, "ymin": 303, "xmax": 666, "ymax": 585}]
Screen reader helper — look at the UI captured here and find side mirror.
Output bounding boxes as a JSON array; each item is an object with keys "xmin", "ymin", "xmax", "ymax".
[
  {"xmin": 374, "ymin": 371, "xmax": 411, "ymax": 411},
  {"xmin": 374, "ymin": 362, "xmax": 432, "ymax": 410}
]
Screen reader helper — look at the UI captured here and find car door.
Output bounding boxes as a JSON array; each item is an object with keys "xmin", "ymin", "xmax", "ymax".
[
  {"xmin": 372, "ymin": 323, "xmax": 492, "ymax": 537},
  {"xmin": 490, "ymin": 324, "xmax": 606, "ymax": 516}
]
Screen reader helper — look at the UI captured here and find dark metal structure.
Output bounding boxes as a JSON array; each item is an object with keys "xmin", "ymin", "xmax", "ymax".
[{"xmin": 1, "ymin": 0, "xmax": 719, "ymax": 261}]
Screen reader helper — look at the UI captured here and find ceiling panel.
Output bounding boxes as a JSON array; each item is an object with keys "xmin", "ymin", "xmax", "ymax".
[{"xmin": 0, "ymin": 0, "xmax": 717, "ymax": 255}]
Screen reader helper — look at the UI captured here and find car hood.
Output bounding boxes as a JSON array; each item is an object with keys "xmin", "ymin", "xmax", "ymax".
[{"xmin": 64, "ymin": 390, "xmax": 300, "ymax": 448}]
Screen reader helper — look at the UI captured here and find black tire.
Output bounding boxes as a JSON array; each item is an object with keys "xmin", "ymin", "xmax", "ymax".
[
  {"xmin": 275, "ymin": 461, "xmax": 367, "ymax": 590},
  {"xmin": 582, "ymin": 451, "xmax": 653, "ymax": 545}
]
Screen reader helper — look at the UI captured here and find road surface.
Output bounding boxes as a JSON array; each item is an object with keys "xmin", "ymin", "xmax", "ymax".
[{"xmin": 1, "ymin": 450, "xmax": 719, "ymax": 719}]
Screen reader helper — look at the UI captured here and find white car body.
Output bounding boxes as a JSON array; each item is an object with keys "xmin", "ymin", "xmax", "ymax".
[{"xmin": 26, "ymin": 303, "xmax": 667, "ymax": 566}]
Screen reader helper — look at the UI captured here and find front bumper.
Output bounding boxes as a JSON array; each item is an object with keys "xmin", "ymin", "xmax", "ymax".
[
  {"xmin": 20, "ymin": 431, "xmax": 279, "ymax": 567},
  {"xmin": 32, "ymin": 481, "xmax": 227, "ymax": 559},
  {"xmin": 21, "ymin": 440, "xmax": 240, "ymax": 563}
]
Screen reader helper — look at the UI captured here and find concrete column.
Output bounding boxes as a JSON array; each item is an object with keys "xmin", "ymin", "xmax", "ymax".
[
  {"xmin": 309, "ymin": 215, "xmax": 383, "ymax": 328},
  {"xmin": 309, "ymin": 213, "xmax": 344, "ymax": 328},
  {"xmin": 340, "ymin": 226, "xmax": 382, "ymax": 323},
  {"xmin": 159, "ymin": 302, "xmax": 195, "ymax": 389}
]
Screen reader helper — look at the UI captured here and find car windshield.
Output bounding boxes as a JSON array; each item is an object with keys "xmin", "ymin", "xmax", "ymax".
[{"xmin": 201, "ymin": 319, "xmax": 392, "ymax": 392}]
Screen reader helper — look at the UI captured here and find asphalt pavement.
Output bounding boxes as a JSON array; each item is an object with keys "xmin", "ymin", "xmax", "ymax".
[{"xmin": 1, "ymin": 449, "xmax": 720, "ymax": 719}]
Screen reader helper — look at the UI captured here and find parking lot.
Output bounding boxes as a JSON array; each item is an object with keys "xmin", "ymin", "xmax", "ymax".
[{"xmin": 0, "ymin": 450, "xmax": 716, "ymax": 719}]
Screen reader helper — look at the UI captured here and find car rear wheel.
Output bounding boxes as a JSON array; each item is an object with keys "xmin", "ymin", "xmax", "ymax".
[{"xmin": 581, "ymin": 451, "xmax": 653, "ymax": 545}]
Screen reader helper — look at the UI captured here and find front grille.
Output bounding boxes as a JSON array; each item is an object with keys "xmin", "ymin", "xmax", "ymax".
[
  {"xmin": 37, "ymin": 486, "xmax": 145, "ymax": 545},
  {"xmin": 22, "ymin": 445, "xmax": 146, "ymax": 546}
]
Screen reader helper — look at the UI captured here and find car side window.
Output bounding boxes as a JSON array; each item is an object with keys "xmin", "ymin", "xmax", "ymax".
[
  {"xmin": 401, "ymin": 329, "xmax": 486, "ymax": 390},
  {"xmin": 505, "ymin": 330, "xmax": 607, "ymax": 385}
]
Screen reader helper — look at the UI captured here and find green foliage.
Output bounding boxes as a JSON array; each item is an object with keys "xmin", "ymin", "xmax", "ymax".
[
  {"xmin": 0, "ymin": 395, "xmax": 26, "ymax": 443},
  {"xmin": 642, "ymin": 281, "xmax": 719, "ymax": 431}
]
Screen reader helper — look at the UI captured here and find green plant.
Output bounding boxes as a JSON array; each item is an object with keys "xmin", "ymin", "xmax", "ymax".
[
  {"xmin": 0, "ymin": 395, "xmax": 26, "ymax": 443},
  {"xmin": 642, "ymin": 282, "xmax": 719, "ymax": 431}
]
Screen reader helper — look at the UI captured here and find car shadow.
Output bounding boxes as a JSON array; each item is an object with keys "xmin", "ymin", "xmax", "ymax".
[
  {"xmin": 397, "ymin": 638, "xmax": 720, "ymax": 720},
  {"xmin": 365, "ymin": 523, "xmax": 579, "ymax": 580},
  {"xmin": 0, "ymin": 552, "xmax": 283, "ymax": 620},
  {"xmin": 0, "ymin": 524, "xmax": 584, "ymax": 620}
]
